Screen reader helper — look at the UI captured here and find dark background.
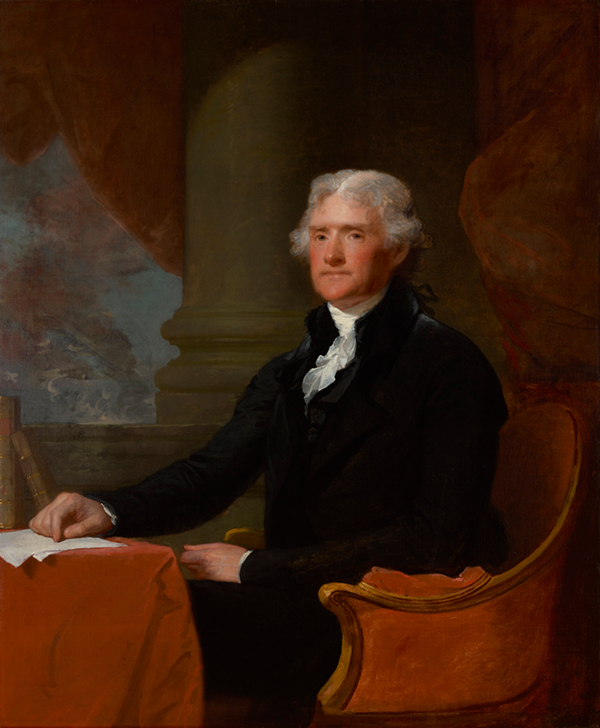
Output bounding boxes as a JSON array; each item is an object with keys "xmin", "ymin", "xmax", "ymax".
[{"xmin": 184, "ymin": 0, "xmax": 504, "ymax": 372}]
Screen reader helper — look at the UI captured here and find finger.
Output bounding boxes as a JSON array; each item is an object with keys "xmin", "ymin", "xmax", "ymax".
[
  {"xmin": 50, "ymin": 508, "xmax": 66, "ymax": 542},
  {"xmin": 179, "ymin": 551, "xmax": 206, "ymax": 564},
  {"xmin": 36, "ymin": 505, "xmax": 56, "ymax": 538},
  {"xmin": 63, "ymin": 517, "xmax": 103, "ymax": 539},
  {"xmin": 183, "ymin": 543, "xmax": 218, "ymax": 551},
  {"xmin": 29, "ymin": 505, "xmax": 47, "ymax": 527},
  {"xmin": 186, "ymin": 564, "xmax": 208, "ymax": 579},
  {"xmin": 49, "ymin": 497, "xmax": 79, "ymax": 542},
  {"xmin": 179, "ymin": 553, "xmax": 209, "ymax": 575}
]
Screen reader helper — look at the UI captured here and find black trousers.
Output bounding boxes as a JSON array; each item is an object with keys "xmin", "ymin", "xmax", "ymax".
[{"xmin": 188, "ymin": 580, "xmax": 342, "ymax": 721}]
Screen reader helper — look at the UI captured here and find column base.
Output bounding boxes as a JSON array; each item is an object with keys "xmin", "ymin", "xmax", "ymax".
[{"xmin": 155, "ymin": 307, "xmax": 307, "ymax": 426}]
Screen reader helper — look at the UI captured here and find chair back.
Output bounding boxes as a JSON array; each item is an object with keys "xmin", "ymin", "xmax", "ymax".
[{"xmin": 491, "ymin": 401, "xmax": 581, "ymax": 570}]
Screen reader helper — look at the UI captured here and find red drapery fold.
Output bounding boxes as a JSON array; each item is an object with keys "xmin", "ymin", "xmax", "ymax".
[
  {"xmin": 461, "ymin": 14, "xmax": 600, "ymax": 713},
  {"xmin": 460, "ymin": 0, "xmax": 599, "ymax": 383},
  {"xmin": 0, "ymin": 0, "xmax": 184, "ymax": 277}
]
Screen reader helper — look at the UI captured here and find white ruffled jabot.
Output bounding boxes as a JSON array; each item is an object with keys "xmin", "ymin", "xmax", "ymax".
[{"xmin": 302, "ymin": 286, "xmax": 388, "ymax": 408}]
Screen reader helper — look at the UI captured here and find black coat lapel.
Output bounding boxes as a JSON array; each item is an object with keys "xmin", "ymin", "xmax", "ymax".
[
  {"xmin": 270, "ymin": 279, "xmax": 422, "ymax": 487},
  {"xmin": 307, "ymin": 278, "xmax": 421, "ymax": 476},
  {"xmin": 267, "ymin": 307, "xmax": 339, "ymax": 497}
]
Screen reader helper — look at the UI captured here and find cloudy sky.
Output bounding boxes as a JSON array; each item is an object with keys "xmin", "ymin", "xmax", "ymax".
[{"xmin": 0, "ymin": 137, "xmax": 182, "ymax": 424}]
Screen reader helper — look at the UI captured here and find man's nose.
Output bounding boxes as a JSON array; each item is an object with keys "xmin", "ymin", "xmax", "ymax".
[{"xmin": 324, "ymin": 235, "xmax": 345, "ymax": 265}]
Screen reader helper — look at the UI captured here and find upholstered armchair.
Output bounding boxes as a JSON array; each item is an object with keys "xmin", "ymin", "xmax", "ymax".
[{"xmin": 311, "ymin": 401, "xmax": 591, "ymax": 726}]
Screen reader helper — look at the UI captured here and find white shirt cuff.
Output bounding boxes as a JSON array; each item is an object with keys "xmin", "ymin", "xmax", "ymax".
[
  {"xmin": 238, "ymin": 549, "xmax": 253, "ymax": 581},
  {"xmin": 100, "ymin": 502, "xmax": 118, "ymax": 527}
]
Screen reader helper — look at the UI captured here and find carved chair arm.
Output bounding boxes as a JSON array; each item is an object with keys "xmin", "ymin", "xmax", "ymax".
[
  {"xmin": 319, "ymin": 566, "xmax": 494, "ymax": 615},
  {"xmin": 224, "ymin": 527, "xmax": 266, "ymax": 550}
]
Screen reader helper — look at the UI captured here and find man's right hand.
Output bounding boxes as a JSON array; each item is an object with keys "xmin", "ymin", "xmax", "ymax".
[{"xmin": 29, "ymin": 493, "xmax": 113, "ymax": 542}]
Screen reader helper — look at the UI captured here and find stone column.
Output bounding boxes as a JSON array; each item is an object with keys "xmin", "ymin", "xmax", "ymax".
[
  {"xmin": 155, "ymin": 43, "xmax": 316, "ymax": 428},
  {"xmin": 155, "ymin": 0, "xmax": 484, "ymax": 429}
]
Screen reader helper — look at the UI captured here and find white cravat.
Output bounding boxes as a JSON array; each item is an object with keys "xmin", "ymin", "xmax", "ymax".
[{"xmin": 301, "ymin": 286, "xmax": 388, "ymax": 408}]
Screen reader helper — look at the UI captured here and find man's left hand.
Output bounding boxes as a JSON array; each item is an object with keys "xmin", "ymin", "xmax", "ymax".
[{"xmin": 180, "ymin": 542, "xmax": 248, "ymax": 583}]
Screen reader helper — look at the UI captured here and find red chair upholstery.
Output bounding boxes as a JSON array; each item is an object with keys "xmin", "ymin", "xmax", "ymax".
[{"xmin": 313, "ymin": 402, "xmax": 593, "ymax": 726}]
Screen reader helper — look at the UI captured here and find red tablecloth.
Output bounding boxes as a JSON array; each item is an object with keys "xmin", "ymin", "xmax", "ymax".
[{"xmin": 0, "ymin": 538, "xmax": 203, "ymax": 727}]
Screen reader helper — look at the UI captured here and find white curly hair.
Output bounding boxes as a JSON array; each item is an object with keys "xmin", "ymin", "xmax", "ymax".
[{"xmin": 290, "ymin": 170, "xmax": 430, "ymax": 274}]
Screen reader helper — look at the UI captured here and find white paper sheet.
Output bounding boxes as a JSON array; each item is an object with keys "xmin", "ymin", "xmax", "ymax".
[{"xmin": 0, "ymin": 529, "xmax": 126, "ymax": 567}]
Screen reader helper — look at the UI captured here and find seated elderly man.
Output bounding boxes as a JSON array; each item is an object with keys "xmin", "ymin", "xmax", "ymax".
[{"xmin": 31, "ymin": 170, "xmax": 507, "ymax": 725}]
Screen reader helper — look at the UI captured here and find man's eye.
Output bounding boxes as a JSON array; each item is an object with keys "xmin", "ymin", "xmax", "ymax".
[
  {"xmin": 315, "ymin": 235, "xmax": 327, "ymax": 241},
  {"xmin": 349, "ymin": 233, "xmax": 363, "ymax": 240}
]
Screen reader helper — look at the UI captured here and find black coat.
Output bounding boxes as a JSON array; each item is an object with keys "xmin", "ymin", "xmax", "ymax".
[{"xmin": 94, "ymin": 280, "xmax": 508, "ymax": 590}]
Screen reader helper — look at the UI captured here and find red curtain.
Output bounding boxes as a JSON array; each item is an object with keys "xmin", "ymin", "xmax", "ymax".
[
  {"xmin": 460, "ymin": 0, "xmax": 599, "ymax": 384},
  {"xmin": 0, "ymin": 0, "xmax": 184, "ymax": 276},
  {"xmin": 461, "ymin": 4, "xmax": 599, "ymax": 717}
]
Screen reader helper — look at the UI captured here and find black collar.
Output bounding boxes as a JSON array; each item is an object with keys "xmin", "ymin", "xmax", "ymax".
[
  {"xmin": 282, "ymin": 277, "xmax": 422, "ymax": 394},
  {"xmin": 305, "ymin": 277, "xmax": 420, "ymax": 362}
]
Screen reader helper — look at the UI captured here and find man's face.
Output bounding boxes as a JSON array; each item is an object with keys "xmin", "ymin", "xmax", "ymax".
[{"xmin": 308, "ymin": 193, "xmax": 408, "ymax": 310}]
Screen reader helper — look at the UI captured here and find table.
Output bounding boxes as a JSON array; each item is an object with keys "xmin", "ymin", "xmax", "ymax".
[{"xmin": 0, "ymin": 538, "xmax": 203, "ymax": 727}]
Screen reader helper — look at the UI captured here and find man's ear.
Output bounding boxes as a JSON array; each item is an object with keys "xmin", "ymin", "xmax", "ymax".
[{"xmin": 391, "ymin": 243, "xmax": 410, "ymax": 269}]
